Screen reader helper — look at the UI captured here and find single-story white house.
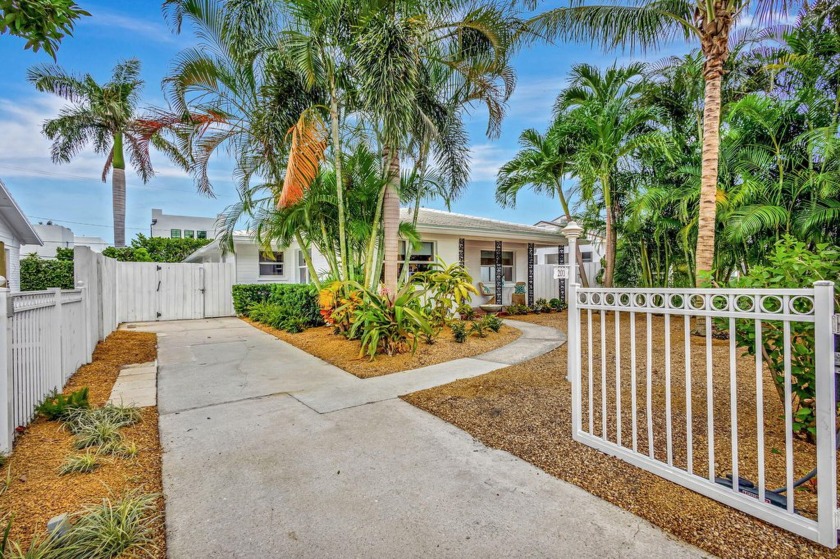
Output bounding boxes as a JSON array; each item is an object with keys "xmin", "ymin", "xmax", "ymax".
[
  {"xmin": 0, "ymin": 180, "xmax": 42, "ymax": 292},
  {"xmin": 185, "ymin": 208, "xmax": 588, "ymax": 306}
]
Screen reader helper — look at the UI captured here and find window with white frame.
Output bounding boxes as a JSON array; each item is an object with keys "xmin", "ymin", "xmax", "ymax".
[
  {"xmin": 298, "ymin": 250, "xmax": 310, "ymax": 283},
  {"xmin": 259, "ymin": 251, "xmax": 284, "ymax": 276},
  {"xmin": 480, "ymin": 250, "xmax": 514, "ymax": 283},
  {"xmin": 398, "ymin": 241, "xmax": 435, "ymax": 276}
]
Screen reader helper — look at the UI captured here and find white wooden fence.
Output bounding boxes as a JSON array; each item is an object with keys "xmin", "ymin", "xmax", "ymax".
[
  {"xmin": 567, "ymin": 282, "xmax": 838, "ymax": 547},
  {"xmin": 0, "ymin": 287, "xmax": 96, "ymax": 453},
  {"xmin": 0, "ymin": 248, "xmax": 235, "ymax": 452}
]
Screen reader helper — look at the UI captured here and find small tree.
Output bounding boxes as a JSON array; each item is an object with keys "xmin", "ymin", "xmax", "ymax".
[{"xmin": 0, "ymin": 0, "xmax": 89, "ymax": 59}]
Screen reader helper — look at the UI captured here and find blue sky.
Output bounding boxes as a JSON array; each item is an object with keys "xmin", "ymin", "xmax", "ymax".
[{"xmin": 0, "ymin": 1, "xmax": 691, "ymax": 243}]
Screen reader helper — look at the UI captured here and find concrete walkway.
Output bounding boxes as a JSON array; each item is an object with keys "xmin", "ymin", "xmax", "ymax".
[{"xmin": 136, "ymin": 318, "xmax": 708, "ymax": 558}]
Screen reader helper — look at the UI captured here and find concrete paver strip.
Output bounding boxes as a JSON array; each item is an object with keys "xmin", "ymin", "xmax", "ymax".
[
  {"xmin": 135, "ymin": 318, "xmax": 709, "ymax": 558},
  {"xmin": 108, "ymin": 361, "xmax": 157, "ymax": 408}
]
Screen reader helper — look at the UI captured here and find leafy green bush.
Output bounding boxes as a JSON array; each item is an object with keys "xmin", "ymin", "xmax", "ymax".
[
  {"xmin": 451, "ymin": 321, "xmax": 468, "ymax": 343},
  {"xmin": 35, "ymin": 387, "xmax": 89, "ymax": 420},
  {"xmin": 240, "ymin": 284, "xmax": 323, "ymax": 333},
  {"xmin": 102, "ymin": 234, "xmax": 212, "ymax": 262},
  {"xmin": 483, "ymin": 314, "xmax": 503, "ymax": 333},
  {"xmin": 411, "ymin": 260, "xmax": 478, "ymax": 327},
  {"xmin": 505, "ymin": 303, "xmax": 530, "ymax": 316},
  {"xmin": 549, "ymin": 298, "xmax": 567, "ymax": 311},
  {"xmin": 534, "ymin": 298, "xmax": 552, "ymax": 313},
  {"xmin": 343, "ymin": 281, "xmax": 431, "ymax": 358},
  {"xmin": 457, "ymin": 303, "xmax": 476, "ymax": 321},
  {"xmin": 730, "ymin": 236, "xmax": 840, "ymax": 441},
  {"xmin": 469, "ymin": 320, "xmax": 488, "ymax": 338},
  {"xmin": 233, "ymin": 284, "xmax": 322, "ymax": 326},
  {"xmin": 20, "ymin": 254, "xmax": 74, "ymax": 291},
  {"xmin": 55, "ymin": 247, "xmax": 74, "ymax": 261}
]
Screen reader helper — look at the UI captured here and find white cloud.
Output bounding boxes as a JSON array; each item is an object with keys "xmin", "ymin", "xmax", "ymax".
[
  {"xmin": 0, "ymin": 94, "xmax": 225, "ymax": 189},
  {"xmin": 467, "ymin": 143, "xmax": 515, "ymax": 182},
  {"xmin": 83, "ymin": 10, "xmax": 180, "ymax": 45}
]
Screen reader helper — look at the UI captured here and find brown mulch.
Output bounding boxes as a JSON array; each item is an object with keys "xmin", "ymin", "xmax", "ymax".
[
  {"xmin": 246, "ymin": 318, "xmax": 521, "ymax": 379},
  {"xmin": 0, "ymin": 330, "xmax": 165, "ymax": 557},
  {"xmin": 403, "ymin": 311, "xmax": 839, "ymax": 559}
]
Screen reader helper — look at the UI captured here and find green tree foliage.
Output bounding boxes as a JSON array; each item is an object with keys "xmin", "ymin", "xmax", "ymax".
[
  {"xmin": 510, "ymin": 3, "xmax": 839, "ymax": 287},
  {"xmin": 102, "ymin": 234, "xmax": 211, "ymax": 262},
  {"xmin": 0, "ymin": 0, "xmax": 89, "ymax": 59},
  {"xmin": 729, "ymin": 236, "xmax": 840, "ymax": 440},
  {"xmin": 20, "ymin": 253, "xmax": 74, "ymax": 291}
]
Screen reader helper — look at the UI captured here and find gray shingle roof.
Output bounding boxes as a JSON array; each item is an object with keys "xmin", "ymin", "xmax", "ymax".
[{"xmin": 403, "ymin": 208, "xmax": 564, "ymax": 240}]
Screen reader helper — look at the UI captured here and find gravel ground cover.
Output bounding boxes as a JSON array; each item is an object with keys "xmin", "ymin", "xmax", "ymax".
[
  {"xmin": 246, "ymin": 319, "xmax": 521, "ymax": 378},
  {"xmin": 404, "ymin": 311, "xmax": 839, "ymax": 559},
  {"xmin": 0, "ymin": 330, "xmax": 165, "ymax": 556}
]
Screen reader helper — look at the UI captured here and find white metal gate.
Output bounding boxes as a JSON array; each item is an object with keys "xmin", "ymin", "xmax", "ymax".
[
  {"xmin": 116, "ymin": 262, "xmax": 234, "ymax": 322},
  {"xmin": 567, "ymin": 281, "xmax": 837, "ymax": 547}
]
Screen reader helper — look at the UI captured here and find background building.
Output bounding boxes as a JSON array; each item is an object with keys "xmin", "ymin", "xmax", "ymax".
[
  {"xmin": 0, "ymin": 180, "xmax": 42, "ymax": 291},
  {"xmin": 20, "ymin": 222, "xmax": 108, "ymax": 258},
  {"xmin": 150, "ymin": 208, "xmax": 221, "ymax": 240}
]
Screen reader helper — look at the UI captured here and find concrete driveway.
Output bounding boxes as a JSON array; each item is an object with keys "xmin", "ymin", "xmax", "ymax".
[{"xmin": 135, "ymin": 318, "xmax": 708, "ymax": 558}]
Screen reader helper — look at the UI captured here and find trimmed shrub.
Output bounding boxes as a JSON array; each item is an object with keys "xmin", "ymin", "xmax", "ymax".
[
  {"xmin": 20, "ymin": 254, "xmax": 74, "ymax": 291},
  {"xmin": 36, "ymin": 388, "xmax": 90, "ymax": 420},
  {"xmin": 235, "ymin": 284, "xmax": 324, "ymax": 333}
]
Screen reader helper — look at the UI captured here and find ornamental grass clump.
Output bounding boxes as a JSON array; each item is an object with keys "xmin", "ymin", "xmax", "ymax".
[{"xmin": 59, "ymin": 452, "xmax": 101, "ymax": 475}]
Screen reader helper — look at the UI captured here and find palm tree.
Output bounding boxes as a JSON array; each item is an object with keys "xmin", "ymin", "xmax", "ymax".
[
  {"xmin": 556, "ymin": 62, "xmax": 660, "ymax": 287},
  {"xmin": 352, "ymin": 0, "xmax": 518, "ymax": 295},
  {"xmin": 495, "ymin": 119, "xmax": 591, "ymax": 285},
  {"xmin": 527, "ymin": 0, "xmax": 801, "ymax": 285},
  {"xmin": 28, "ymin": 59, "xmax": 166, "ymax": 246}
]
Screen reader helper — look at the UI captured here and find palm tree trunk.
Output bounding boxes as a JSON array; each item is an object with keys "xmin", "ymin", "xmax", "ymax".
[
  {"xmin": 399, "ymin": 194, "xmax": 422, "ymax": 284},
  {"xmin": 382, "ymin": 144, "xmax": 401, "ymax": 298},
  {"xmin": 363, "ymin": 184, "xmax": 386, "ymax": 290},
  {"xmin": 295, "ymin": 232, "xmax": 321, "ymax": 290},
  {"xmin": 603, "ymin": 205, "xmax": 616, "ymax": 287},
  {"xmin": 329, "ymin": 89, "xmax": 349, "ymax": 281},
  {"xmin": 695, "ymin": 71, "xmax": 722, "ymax": 286},
  {"xmin": 112, "ymin": 131, "xmax": 127, "ymax": 248}
]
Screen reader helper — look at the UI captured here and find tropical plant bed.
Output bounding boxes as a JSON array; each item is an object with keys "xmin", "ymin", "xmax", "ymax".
[
  {"xmin": 403, "ymin": 311, "xmax": 839, "ymax": 559},
  {"xmin": 245, "ymin": 318, "xmax": 521, "ymax": 379},
  {"xmin": 0, "ymin": 330, "xmax": 165, "ymax": 557}
]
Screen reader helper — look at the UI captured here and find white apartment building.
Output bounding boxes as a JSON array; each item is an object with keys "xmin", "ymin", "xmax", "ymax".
[{"xmin": 150, "ymin": 208, "xmax": 220, "ymax": 240}]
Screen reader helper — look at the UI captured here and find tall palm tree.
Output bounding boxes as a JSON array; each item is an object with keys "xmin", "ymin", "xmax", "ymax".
[
  {"xmin": 28, "ymin": 59, "xmax": 166, "ymax": 246},
  {"xmin": 556, "ymin": 62, "xmax": 660, "ymax": 287},
  {"xmin": 495, "ymin": 118, "xmax": 591, "ymax": 285},
  {"xmin": 527, "ymin": 0, "xmax": 801, "ymax": 285},
  {"xmin": 352, "ymin": 0, "xmax": 518, "ymax": 295}
]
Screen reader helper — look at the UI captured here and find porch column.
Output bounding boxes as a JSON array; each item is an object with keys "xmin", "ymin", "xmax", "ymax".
[
  {"xmin": 458, "ymin": 238, "xmax": 465, "ymax": 267},
  {"xmin": 527, "ymin": 243, "xmax": 535, "ymax": 307},
  {"xmin": 558, "ymin": 244, "xmax": 566, "ymax": 304},
  {"xmin": 494, "ymin": 240, "xmax": 503, "ymax": 305}
]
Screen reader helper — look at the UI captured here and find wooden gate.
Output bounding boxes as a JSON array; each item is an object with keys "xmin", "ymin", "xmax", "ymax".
[{"xmin": 116, "ymin": 262, "xmax": 234, "ymax": 322}]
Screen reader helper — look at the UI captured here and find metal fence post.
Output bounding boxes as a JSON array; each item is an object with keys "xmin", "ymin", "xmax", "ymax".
[
  {"xmin": 0, "ymin": 288, "xmax": 12, "ymax": 453},
  {"xmin": 813, "ymin": 281, "xmax": 837, "ymax": 546},
  {"xmin": 50, "ymin": 288, "xmax": 63, "ymax": 390}
]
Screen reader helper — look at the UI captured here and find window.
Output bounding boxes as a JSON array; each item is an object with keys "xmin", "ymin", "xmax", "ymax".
[
  {"xmin": 480, "ymin": 250, "xmax": 514, "ymax": 283},
  {"xmin": 582, "ymin": 251, "xmax": 593, "ymax": 263},
  {"xmin": 298, "ymin": 250, "xmax": 310, "ymax": 283},
  {"xmin": 171, "ymin": 229, "xmax": 181, "ymax": 238},
  {"xmin": 259, "ymin": 251, "xmax": 284, "ymax": 276},
  {"xmin": 197, "ymin": 230, "xmax": 207, "ymax": 239},
  {"xmin": 398, "ymin": 241, "xmax": 435, "ymax": 276},
  {"xmin": 545, "ymin": 253, "xmax": 559, "ymax": 265},
  {"xmin": 184, "ymin": 230, "xmax": 195, "ymax": 239},
  {"xmin": 547, "ymin": 250, "xmax": 592, "ymax": 264}
]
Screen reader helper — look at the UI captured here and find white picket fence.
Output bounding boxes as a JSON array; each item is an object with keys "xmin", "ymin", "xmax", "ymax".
[
  {"xmin": 0, "ymin": 287, "xmax": 98, "ymax": 453},
  {"xmin": 0, "ymin": 247, "xmax": 235, "ymax": 452},
  {"xmin": 567, "ymin": 282, "xmax": 838, "ymax": 547}
]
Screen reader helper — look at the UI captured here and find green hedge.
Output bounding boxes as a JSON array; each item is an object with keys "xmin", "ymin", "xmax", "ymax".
[
  {"xmin": 102, "ymin": 234, "xmax": 211, "ymax": 262},
  {"xmin": 232, "ymin": 284, "xmax": 323, "ymax": 332},
  {"xmin": 20, "ymin": 255, "xmax": 74, "ymax": 291}
]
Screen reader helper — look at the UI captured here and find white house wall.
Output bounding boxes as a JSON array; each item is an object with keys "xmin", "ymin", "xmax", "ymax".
[{"xmin": 0, "ymin": 215, "xmax": 21, "ymax": 291}]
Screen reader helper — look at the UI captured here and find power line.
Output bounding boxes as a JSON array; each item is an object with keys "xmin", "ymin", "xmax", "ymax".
[{"xmin": 27, "ymin": 215, "xmax": 147, "ymax": 231}]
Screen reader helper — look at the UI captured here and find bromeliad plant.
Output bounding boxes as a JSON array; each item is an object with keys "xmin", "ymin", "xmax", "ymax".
[{"xmin": 340, "ymin": 281, "xmax": 431, "ymax": 359}]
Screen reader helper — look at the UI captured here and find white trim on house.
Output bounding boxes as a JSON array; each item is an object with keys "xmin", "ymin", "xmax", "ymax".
[{"xmin": 0, "ymin": 180, "xmax": 42, "ymax": 291}]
